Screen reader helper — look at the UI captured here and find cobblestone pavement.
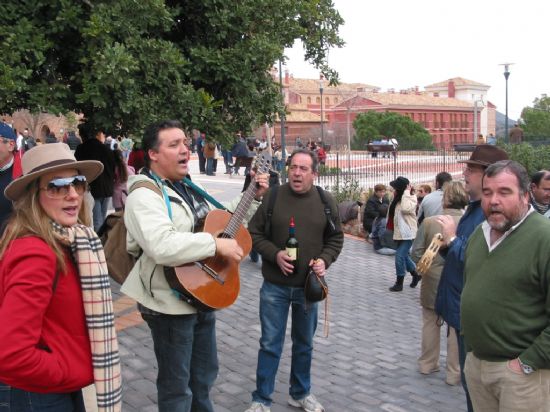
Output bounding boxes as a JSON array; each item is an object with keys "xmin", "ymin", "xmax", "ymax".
[{"xmin": 113, "ymin": 236, "xmax": 467, "ymax": 412}]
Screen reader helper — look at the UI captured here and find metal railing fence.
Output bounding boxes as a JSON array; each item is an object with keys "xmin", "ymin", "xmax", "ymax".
[{"xmin": 317, "ymin": 149, "xmax": 471, "ymax": 191}]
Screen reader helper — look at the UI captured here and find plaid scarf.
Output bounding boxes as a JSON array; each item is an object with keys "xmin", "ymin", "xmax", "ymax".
[{"xmin": 52, "ymin": 222, "xmax": 122, "ymax": 412}]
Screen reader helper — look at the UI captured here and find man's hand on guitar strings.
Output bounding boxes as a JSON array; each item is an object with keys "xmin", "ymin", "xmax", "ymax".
[
  {"xmin": 250, "ymin": 171, "xmax": 269, "ymax": 200},
  {"xmin": 214, "ymin": 238, "xmax": 244, "ymax": 262}
]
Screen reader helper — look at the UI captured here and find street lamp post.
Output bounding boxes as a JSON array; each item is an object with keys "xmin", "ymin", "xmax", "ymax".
[
  {"xmin": 501, "ymin": 63, "xmax": 513, "ymax": 143},
  {"xmin": 319, "ymin": 77, "xmax": 324, "ymax": 143},
  {"xmin": 279, "ymin": 59, "xmax": 286, "ymax": 183}
]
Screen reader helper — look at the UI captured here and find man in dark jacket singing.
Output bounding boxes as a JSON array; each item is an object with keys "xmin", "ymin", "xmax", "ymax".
[{"xmin": 245, "ymin": 149, "xmax": 343, "ymax": 412}]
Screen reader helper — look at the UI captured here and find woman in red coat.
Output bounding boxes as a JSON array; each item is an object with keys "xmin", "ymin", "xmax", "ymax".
[{"xmin": 0, "ymin": 143, "xmax": 122, "ymax": 411}]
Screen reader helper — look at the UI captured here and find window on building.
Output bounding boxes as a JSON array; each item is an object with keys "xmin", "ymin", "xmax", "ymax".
[
  {"xmin": 335, "ymin": 98, "xmax": 339, "ymax": 104},
  {"xmin": 307, "ymin": 97, "xmax": 311, "ymax": 104},
  {"xmin": 316, "ymin": 97, "xmax": 320, "ymax": 104}
]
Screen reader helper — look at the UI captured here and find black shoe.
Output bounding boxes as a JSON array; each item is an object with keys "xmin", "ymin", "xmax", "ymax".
[
  {"xmin": 389, "ymin": 275, "xmax": 404, "ymax": 292},
  {"xmin": 410, "ymin": 272, "xmax": 422, "ymax": 288}
]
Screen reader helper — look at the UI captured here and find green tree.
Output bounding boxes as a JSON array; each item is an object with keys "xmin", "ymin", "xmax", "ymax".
[
  {"xmin": 1, "ymin": 0, "xmax": 343, "ymax": 142},
  {"xmin": 521, "ymin": 94, "xmax": 550, "ymax": 140},
  {"xmin": 501, "ymin": 142, "xmax": 550, "ymax": 176},
  {"xmin": 352, "ymin": 111, "xmax": 433, "ymax": 150}
]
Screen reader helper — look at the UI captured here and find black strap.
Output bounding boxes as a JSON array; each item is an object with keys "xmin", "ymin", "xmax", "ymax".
[
  {"xmin": 264, "ymin": 185, "xmax": 279, "ymax": 238},
  {"xmin": 315, "ymin": 186, "xmax": 336, "ymax": 233}
]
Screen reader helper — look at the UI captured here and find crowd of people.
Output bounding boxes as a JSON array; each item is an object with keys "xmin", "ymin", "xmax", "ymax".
[
  {"xmin": 0, "ymin": 116, "xmax": 549, "ymax": 412},
  {"xmin": 361, "ymin": 144, "xmax": 550, "ymax": 412}
]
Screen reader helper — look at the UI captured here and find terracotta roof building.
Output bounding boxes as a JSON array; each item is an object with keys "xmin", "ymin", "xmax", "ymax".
[{"xmin": 263, "ymin": 71, "xmax": 496, "ymax": 150}]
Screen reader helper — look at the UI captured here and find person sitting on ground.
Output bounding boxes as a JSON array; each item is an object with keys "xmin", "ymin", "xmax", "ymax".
[
  {"xmin": 363, "ymin": 184, "xmax": 389, "ymax": 234},
  {"xmin": 370, "ymin": 203, "xmax": 397, "ymax": 255}
]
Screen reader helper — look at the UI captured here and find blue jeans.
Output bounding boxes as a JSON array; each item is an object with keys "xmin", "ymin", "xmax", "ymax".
[
  {"xmin": 221, "ymin": 150, "xmax": 233, "ymax": 172},
  {"xmin": 0, "ymin": 382, "xmax": 85, "ymax": 412},
  {"xmin": 142, "ymin": 312, "xmax": 218, "ymax": 412},
  {"xmin": 457, "ymin": 332, "xmax": 474, "ymax": 412},
  {"xmin": 92, "ymin": 197, "xmax": 111, "ymax": 232},
  {"xmin": 395, "ymin": 239, "xmax": 416, "ymax": 276},
  {"xmin": 206, "ymin": 158, "xmax": 217, "ymax": 175},
  {"xmin": 252, "ymin": 281, "xmax": 318, "ymax": 406}
]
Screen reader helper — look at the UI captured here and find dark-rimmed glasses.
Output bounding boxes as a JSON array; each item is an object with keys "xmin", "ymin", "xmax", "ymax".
[{"xmin": 41, "ymin": 175, "xmax": 88, "ymax": 198}]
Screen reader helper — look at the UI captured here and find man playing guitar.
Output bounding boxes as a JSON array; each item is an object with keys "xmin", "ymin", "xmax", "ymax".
[{"xmin": 121, "ymin": 120, "xmax": 269, "ymax": 412}]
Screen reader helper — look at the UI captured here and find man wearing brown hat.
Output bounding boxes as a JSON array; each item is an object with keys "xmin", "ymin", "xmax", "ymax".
[{"xmin": 434, "ymin": 144, "xmax": 509, "ymax": 412}]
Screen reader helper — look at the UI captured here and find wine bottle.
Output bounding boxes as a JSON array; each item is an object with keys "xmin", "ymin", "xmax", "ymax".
[{"xmin": 286, "ymin": 217, "xmax": 299, "ymax": 274}]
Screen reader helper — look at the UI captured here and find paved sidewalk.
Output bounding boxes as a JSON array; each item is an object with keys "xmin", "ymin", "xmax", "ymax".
[{"xmin": 113, "ymin": 235, "xmax": 467, "ymax": 412}]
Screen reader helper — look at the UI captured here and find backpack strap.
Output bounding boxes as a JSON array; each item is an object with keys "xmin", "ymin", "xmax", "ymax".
[
  {"xmin": 130, "ymin": 180, "xmax": 163, "ymax": 196},
  {"xmin": 264, "ymin": 185, "xmax": 279, "ymax": 238},
  {"xmin": 316, "ymin": 186, "xmax": 336, "ymax": 234}
]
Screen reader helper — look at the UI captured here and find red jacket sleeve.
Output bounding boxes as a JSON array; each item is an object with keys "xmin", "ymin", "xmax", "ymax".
[{"xmin": 0, "ymin": 238, "xmax": 67, "ymax": 387}]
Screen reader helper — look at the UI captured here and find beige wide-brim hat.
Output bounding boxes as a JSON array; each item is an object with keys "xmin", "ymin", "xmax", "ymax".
[{"xmin": 5, "ymin": 142, "xmax": 104, "ymax": 201}]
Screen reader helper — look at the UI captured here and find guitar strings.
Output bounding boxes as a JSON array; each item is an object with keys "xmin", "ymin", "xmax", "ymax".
[{"xmin": 209, "ymin": 156, "xmax": 271, "ymax": 269}]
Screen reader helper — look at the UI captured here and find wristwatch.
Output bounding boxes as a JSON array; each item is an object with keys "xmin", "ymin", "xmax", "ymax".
[{"xmin": 518, "ymin": 358, "xmax": 534, "ymax": 375}]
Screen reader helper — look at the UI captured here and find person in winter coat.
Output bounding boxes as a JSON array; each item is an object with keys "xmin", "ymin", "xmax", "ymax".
[
  {"xmin": 0, "ymin": 143, "xmax": 121, "ymax": 411},
  {"xmin": 411, "ymin": 181, "xmax": 468, "ymax": 385},
  {"xmin": 363, "ymin": 184, "xmax": 389, "ymax": 233},
  {"xmin": 387, "ymin": 176, "xmax": 421, "ymax": 291},
  {"xmin": 74, "ymin": 127, "xmax": 116, "ymax": 232}
]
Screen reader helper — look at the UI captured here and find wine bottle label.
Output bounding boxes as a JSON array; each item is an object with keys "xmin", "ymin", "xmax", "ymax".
[{"xmin": 286, "ymin": 247, "xmax": 297, "ymax": 260}]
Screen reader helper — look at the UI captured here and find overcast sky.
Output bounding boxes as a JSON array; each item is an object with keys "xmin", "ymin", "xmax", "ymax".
[{"xmin": 284, "ymin": 0, "xmax": 549, "ymax": 120}]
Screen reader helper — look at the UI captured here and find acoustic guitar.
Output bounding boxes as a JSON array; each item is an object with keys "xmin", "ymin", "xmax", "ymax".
[{"xmin": 164, "ymin": 153, "xmax": 272, "ymax": 311}]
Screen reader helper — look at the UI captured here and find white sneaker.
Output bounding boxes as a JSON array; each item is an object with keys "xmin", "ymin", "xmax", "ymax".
[
  {"xmin": 244, "ymin": 401, "xmax": 271, "ymax": 412},
  {"xmin": 288, "ymin": 394, "xmax": 325, "ymax": 412}
]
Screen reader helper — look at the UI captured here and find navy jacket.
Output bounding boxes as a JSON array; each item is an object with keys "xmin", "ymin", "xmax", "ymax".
[{"xmin": 434, "ymin": 200, "xmax": 484, "ymax": 330}]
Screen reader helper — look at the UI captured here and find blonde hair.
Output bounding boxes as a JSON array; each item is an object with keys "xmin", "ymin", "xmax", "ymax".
[
  {"xmin": 442, "ymin": 181, "xmax": 468, "ymax": 210},
  {"xmin": 0, "ymin": 179, "xmax": 91, "ymax": 273}
]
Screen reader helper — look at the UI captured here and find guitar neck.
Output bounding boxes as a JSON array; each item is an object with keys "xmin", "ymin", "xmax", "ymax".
[{"xmin": 224, "ymin": 182, "xmax": 258, "ymax": 238}]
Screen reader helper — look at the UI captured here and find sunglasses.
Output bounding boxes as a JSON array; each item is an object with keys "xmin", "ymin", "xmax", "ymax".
[{"xmin": 41, "ymin": 175, "xmax": 88, "ymax": 199}]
